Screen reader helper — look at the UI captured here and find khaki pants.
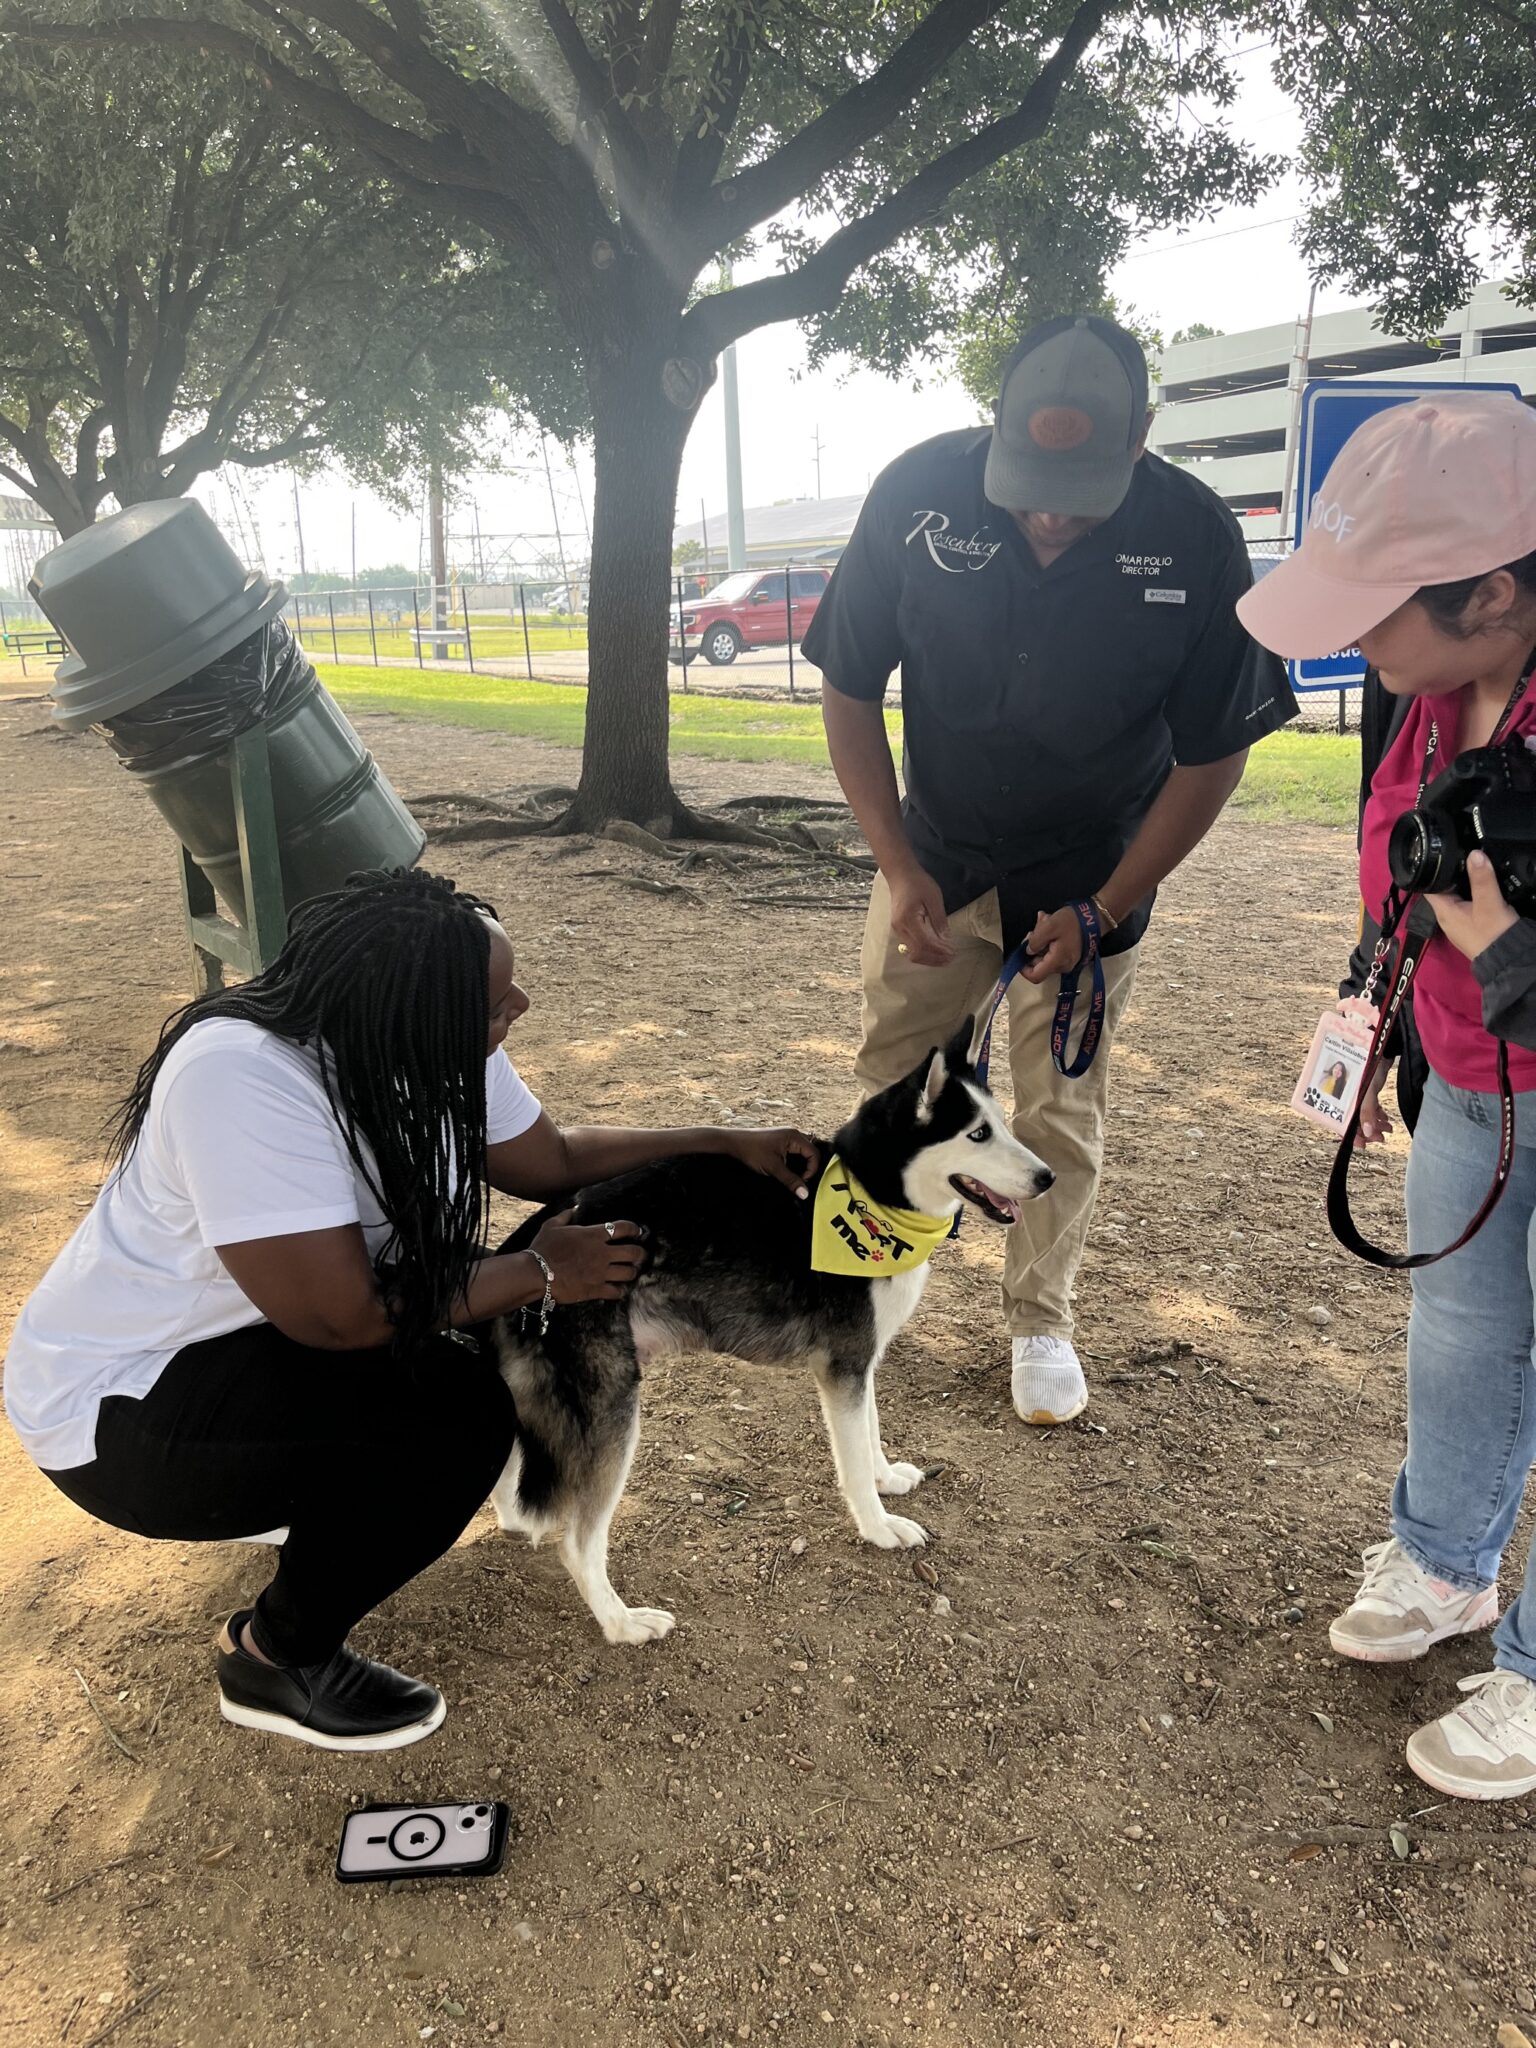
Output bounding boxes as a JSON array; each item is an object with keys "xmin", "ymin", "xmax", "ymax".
[{"xmin": 855, "ymin": 876, "xmax": 1138, "ymax": 1341}]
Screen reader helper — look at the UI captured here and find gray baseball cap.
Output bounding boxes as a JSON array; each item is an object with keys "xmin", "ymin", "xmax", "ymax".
[{"xmin": 984, "ymin": 314, "xmax": 1151, "ymax": 518}]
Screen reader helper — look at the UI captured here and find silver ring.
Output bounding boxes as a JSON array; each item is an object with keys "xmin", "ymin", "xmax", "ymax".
[{"xmin": 604, "ymin": 1221, "xmax": 616, "ymax": 1240}]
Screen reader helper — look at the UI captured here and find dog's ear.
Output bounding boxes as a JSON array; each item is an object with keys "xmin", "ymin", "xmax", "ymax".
[
  {"xmin": 946, "ymin": 1015, "xmax": 977, "ymax": 1074},
  {"xmin": 916, "ymin": 1043, "xmax": 949, "ymax": 1121}
]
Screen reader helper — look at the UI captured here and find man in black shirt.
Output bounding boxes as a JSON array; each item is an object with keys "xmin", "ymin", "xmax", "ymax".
[{"xmin": 804, "ymin": 314, "xmax": 1294, "ymax": 1426}]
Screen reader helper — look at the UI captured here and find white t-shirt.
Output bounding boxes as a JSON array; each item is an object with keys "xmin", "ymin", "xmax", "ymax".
[{"xmin": 3, "ymin": 1017, "xmax": 541, "ymax": 1471}]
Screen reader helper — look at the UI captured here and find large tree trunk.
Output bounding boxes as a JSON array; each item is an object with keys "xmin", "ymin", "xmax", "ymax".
[{"xmin": 566, "ymin": 351, "xmax": 697, "ymax": 836}]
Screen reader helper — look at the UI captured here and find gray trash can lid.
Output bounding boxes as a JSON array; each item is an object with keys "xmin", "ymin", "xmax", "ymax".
[{"xmin": 32, "ymin": 501, "xmax": 288, "ymax": 731}]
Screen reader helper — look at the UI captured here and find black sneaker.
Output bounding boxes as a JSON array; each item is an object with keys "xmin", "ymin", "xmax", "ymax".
[{"xmin": 216, "ymin": 1611, "xmax": 446, "ymax": 1752}]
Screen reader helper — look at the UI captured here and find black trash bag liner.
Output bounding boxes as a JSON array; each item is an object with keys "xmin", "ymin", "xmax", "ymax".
[{"xmin": 96, "ymin": 615, "xmax": 313, "ymax": 776}]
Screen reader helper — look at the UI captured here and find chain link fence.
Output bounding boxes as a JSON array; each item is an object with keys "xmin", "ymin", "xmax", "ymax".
[{"xmin": 285, "ymin": 584, "xmax": 588, "ymax": 676}]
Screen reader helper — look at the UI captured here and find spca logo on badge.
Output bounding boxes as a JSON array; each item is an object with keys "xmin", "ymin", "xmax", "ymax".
[{"xmin": 906, "ymin": 510, "xmax": 1002, "ymax": 575}]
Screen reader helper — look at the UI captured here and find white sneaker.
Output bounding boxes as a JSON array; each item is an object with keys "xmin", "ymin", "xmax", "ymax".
[
  {"xmin": 1328, "ymin": 1537, "xmax": 1498, "ymax": 1663},
  {"xmin": 1011, "ymin": 1336, "xmax": 1088, "ymax": 1426},
  {"xmin": 1406, "ymin": 1670, "xmax": 1536, "ymax": 1800}
]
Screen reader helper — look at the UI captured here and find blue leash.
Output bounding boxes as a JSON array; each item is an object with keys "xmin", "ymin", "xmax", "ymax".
[{"xmin": 972, "ymin": 898, "xmax": 1107, "ymax": 1090}]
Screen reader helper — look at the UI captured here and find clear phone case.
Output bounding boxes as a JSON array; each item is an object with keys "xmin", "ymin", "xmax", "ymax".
[{"xmin": 335, "ymin": 1801, "xmax": 509, "ymax": 1884}]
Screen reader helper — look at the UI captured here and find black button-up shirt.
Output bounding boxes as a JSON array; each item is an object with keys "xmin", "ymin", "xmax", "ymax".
[{"xmin": 802, "ymin": 431, "xmax": 1297, "ymax": 954}]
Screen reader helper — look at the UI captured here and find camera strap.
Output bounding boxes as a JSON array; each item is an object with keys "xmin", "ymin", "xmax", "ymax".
[{"xmin": 1326, "ymin": 891, "xmax": 1516, "ymax": 1269}]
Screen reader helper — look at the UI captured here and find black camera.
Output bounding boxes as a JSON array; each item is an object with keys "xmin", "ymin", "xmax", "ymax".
[{"xmin": 1388, "ymin": 736, "xmax": 1536, "ymax": 916}]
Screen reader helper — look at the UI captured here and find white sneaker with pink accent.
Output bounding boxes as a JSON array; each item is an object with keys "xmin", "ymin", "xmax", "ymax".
[
  {"xmin": 1329, "ymin": 1537, "xmax": 1497, "ymax": 1663},
  {"xmin": 1406, "ymin": 1671, "xmax": 1536, "ymax": 1801}
]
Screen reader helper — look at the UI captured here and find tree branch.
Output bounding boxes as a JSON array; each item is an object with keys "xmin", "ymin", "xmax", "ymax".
[
  {"xmin": 701, "ymin": 0, "xmax": 1008, "ymax": 233},
  {"xmin": 537, "ymin": 0, "xmax": 650, "ymax": 215},
  {"xmin": 3, "ymin": 16, "xmax": 539, "ymax": 220},
  {"xmin": 683, "ymin": 0, "xmax": 1120, "ymax": 351},
  {"xmin": 639, "ymin": 0, "xmax": 685, "ymax": 95},
  {"xmin": 672, "ymin": 3, "xmax": 761, "ymax": 203}
]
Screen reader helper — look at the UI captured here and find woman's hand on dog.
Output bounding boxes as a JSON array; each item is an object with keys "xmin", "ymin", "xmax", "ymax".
[
  {"xmin": 726, "ymin": 1127, "xmax": 823, "ymax": 1200},
  {"xmin": 532, "ymin": 1212, "xmax": 650, "ymax": 1301}
]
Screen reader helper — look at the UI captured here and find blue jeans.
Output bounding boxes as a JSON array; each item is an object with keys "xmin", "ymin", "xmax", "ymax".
[{"xmin": 1395, "ymin": 1072, "xmax": 1536, "ymax": 1681}]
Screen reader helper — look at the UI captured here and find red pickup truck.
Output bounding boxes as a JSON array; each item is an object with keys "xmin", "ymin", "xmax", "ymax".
[{"xmin": 671, "ymin": 565, "xmax": 831, "ymax": 666}]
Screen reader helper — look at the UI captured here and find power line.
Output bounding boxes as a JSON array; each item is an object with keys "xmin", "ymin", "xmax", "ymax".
[{"xmin": 1121, "ymin": 212, "xmax": 1303, "ymax": 263}]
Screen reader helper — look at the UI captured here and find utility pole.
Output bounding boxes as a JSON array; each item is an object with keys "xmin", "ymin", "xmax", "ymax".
[
  {"xmin": 350, "ymin": 500, "xmax": 357, "ymax": 591},
  {"xmin": 721, "ymin": 262, "xmax": 747, "ymax": 571},
  {"xmin": 1280, "ymin": 281, "xmax": 1318, "ymax": 541},
  {"xmin": 540, "ymin": 433, "xmax": 571, "ymax": 606},
  {"xmin": 723, "ymin": 344, "xmax": 747, "ymax": 570},
  {"xmin": 811, "ymin": 423, "xmax": 824, "ymax": 501},
  {"xmin": 291, "ymin": 473, "xmax": 308, "ymax": 587},
  {"xmin": 429, "ymin": 458, "xmax": 447, "ymax": 633}
]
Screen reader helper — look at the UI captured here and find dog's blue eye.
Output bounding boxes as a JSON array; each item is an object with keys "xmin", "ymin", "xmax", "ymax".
[{"xmin": 967, "ymin": 1125, "xmax": 989, "ymax": 1143}]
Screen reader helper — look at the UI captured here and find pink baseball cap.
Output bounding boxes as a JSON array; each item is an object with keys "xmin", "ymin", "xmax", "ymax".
[{"xmin": 1237, "ymin": 393, "xmax": 1536, "ymax": 660}]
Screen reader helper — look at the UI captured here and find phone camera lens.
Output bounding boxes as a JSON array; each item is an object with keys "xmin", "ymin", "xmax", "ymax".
[
  {"xmin": 459, "ymin": 1814, "xmax": 478, "ymax": 1830},
  {"xmin": 474, "ymin": 1806, "xmax": 490, "ymax": 1817}
]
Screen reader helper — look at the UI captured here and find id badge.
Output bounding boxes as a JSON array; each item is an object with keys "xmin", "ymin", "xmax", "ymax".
[{"xmin": 1291, "ymin": 1001, "xmax": 1377, "ymax": 1135}]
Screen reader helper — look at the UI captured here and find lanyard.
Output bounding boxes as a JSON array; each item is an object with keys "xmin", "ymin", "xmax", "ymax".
[
  {"xmin": 1327, "ymin": 905, "xmax": 1515, "ymax": 1269},
  {"xmin": 973, "ymin": 899, "xmax": 1106, "ymax": 1091},
  {"xmin": 1415, "ymin": 668, "xmax": 1530, "ymax": 806},
  {"xmin": 1331, "ymin": 671, "xmax": 1530, "ymax": 1269}
]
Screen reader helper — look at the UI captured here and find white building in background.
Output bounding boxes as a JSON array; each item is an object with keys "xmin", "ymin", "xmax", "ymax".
[{"xmin": 1152, "ymin": 284, "xmax": 1536, "ymax": 543}]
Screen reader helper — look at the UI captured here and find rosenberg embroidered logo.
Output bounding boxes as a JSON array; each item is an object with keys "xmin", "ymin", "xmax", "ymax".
[
  {"xmin": 906, "ymin": 510, "xmax": 1003, "ymax": 574},
  {"xmin": 1116, "ymin": 553, "xmax": 1174, "ymax": 578}
]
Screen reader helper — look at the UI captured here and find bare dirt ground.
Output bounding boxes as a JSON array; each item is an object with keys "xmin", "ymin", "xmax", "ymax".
[{"xmin": 1, "ymin": 682, "xmax": 1533, "ymax": 2048}]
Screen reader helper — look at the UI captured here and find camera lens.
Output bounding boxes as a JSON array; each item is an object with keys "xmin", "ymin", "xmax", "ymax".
[
  {"xmin": 1388, "ymin": 810, "xmax": 1459, "ymax": 895},
  {"xmin": 474, "ymin": 1806, "xmax": 489, "ymax": 1817},
  {"xmin": 459, "ymin": 1814, "xmax": 478, "ymax": 1830}
]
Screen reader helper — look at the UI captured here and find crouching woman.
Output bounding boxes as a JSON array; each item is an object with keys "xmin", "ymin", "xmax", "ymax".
[{"xmin": 3, "ymin": 868, "xmax": 815, "ymax": 1752}]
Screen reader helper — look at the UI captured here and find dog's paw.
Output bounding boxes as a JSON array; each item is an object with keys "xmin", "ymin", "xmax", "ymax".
[
  {"xmin": 603, "ymin": 1605, "xmax": 677, "ymax": 1646},
  {"xmin": 862, "ymin": 1513, "xmax": 928, "ymax": 1550},
  {"xmin": 876, "ymin": 1461, "xmax": 925, "ymax": 1496}
]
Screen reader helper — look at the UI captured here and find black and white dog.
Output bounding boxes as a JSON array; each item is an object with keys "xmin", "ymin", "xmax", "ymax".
[{"xmin": 485, "ymin": 1021, "xmax": 1053, "ymax": 1645}]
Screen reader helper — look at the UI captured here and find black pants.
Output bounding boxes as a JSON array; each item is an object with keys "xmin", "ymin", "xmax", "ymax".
[{"xmin": 44, "ymin": 1323, "xmax": 516, "ymax": 1666}]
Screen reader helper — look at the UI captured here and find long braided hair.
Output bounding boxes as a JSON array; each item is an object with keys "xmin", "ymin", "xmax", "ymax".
[{"xmin": 108, "ymin": 868, "xmax": 497, "ymax": 1348}]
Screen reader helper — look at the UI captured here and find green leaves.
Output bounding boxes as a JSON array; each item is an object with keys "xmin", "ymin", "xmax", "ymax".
[
  {"xmin": 1277, "ymin": 0, "xmax": 1536, "ymax": 331},
  {"xmin": 0, "ymin": 37, "xmax": 584, "ymax": 527}
]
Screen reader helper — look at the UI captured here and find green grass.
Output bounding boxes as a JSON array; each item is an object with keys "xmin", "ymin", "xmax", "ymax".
[
  {"xmin": 321, "ymin": 662, "xmax": 1356, "ymax": 824},
  {"xmin": 1225, "ymin": 729, "xmax": 1357, "ymax": 828}
]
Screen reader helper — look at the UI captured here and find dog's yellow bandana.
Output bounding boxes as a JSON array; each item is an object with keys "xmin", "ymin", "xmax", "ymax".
[{"xmin": 810, "ymin": 1156, "xmax": 952, "ymax": 1278}]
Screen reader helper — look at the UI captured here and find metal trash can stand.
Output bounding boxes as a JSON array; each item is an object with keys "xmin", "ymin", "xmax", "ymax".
[{"xmin": 31, "ymin": 501, "xmax": 424, "ymax": 988}]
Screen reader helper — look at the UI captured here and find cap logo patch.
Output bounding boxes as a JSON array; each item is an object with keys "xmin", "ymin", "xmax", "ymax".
[
  {"xmin": 1027, "ymin": 405, "xmax": 1094, "ymax": 451},
  {"xmin": 1309, "ymin": 495, "xmax": 1358, "ymax": 543}
]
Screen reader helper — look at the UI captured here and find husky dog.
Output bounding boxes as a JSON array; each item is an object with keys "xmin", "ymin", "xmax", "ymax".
[{"xmin": 486, "ymin": 1021, "xmax": 1052, "ymax": 1644}]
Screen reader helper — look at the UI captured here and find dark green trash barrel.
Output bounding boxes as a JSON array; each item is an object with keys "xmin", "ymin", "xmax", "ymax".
[{"xmin": 32, "ymin": 501, "xmax": 423, "ymax": 928}]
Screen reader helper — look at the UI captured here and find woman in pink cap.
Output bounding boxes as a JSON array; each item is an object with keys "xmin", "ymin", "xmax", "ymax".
[{"xmin": 1241, "ymin": 392, "xmax": 1536, "ymax": 1802}]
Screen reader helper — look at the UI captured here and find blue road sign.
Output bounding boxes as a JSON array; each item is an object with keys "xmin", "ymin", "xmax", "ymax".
[{"xmin": 1288, "ymin": 378, "xmax": 1523, "ymax": 692}]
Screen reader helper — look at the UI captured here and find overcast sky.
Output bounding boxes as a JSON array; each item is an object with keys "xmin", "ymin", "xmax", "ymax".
[{"xmin": 195, "ymin": 41, "xmax": 1366, "ymax": 585}]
